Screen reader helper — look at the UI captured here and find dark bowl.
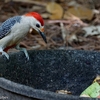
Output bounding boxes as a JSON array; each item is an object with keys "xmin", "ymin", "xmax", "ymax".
[{"xmin": 0, "ymin": 50, "xmax": 99, "ymax": 100}]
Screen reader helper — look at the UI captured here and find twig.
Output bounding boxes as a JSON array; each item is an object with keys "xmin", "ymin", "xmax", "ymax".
[
  {"xmin": 60, "ymin": 22, "xmax": 67, "ymax": 45},
  {"xmin": 48, "ymin": 20, "xmax": 71, "ymax": 24},
  {"xmin": 12, "ymin": 0, "xmax": 47, "ymax": 6}
]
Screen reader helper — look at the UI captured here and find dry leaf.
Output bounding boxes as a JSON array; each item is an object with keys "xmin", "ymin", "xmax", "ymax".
[
  {"xmin": 41, "ymin": 13, "xmax": 50, "ymax": 19},
  {"xmin": 68, "ymin": 1, "xmax": 80, "ymax": 7},
  {"xmin": 46, "ymin": 2, "xmax": 63, "ymax": 19},
  {"xmin": 56, "ymin": 90, "xmax": 72, "ymax": 94},
  {"xmin": 65, "ymin": 6, "xmax": 93, "ymax": 20},
  {"xmin": 67, "ymin": 34, "xmax": 78, "ymax": 44},
  {"xmin": 4, "ymin": 0, "xmax": 10, "ymax": 3},
  {"xmin": 37, "ymin": 40, "xmax": 47, "ymax": 47},
  {"xmin": 12, "ymin": 0, "xmax": 46, "ymax": 6},
  {"xmin": 82, "ymin": 25, "xmax": 100, "ymax": 37},
  {"xmin": 32, "ymin": 6, "xmax": 43, "ymax": 11},
  {"xmin": 31, "ymin": 45, "xmax": 41, "ymax": 50},
  {"xmin": 60, "ymin": 23, "xmax": 66, "ymax": 40}
]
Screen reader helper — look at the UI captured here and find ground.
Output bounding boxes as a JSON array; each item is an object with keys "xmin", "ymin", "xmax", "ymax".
[{"xmin": 0, "ymin": 0, "xmax": 100, "ymax": 52}]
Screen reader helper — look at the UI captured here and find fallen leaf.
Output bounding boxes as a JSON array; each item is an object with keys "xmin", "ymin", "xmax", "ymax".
[
  {"xmin": 82, "ymin": 25, "xmax": 100, "ymax": 37},
  {"xmin": 41, "ymin": 13, "xmax": 50, "ymax": 19},
  {"xmin": 46, "ymin": 2, "xmax": 63, "ymax": 19},
  {"xmin": 56, "ymin": 90, "xmax": 72, "ymax": 94},
  {"xmin": 31, "ymin": 45, "xmax": 41, "ymax": 50},
  {"xmin": 60, "ymin": 22, "xmax": 69, "ymax": 44},
  {"xmin": 64, "ymin": 4, "xmax": 93, "ymax": 20},
  {"xmin": 66, "ymin": 34, "xmax": 78, "ymax": 44},
  {"xmin": 93, "ymin": 75, "xmax": 100, "ymax": 83},
  {"xmin": 37, "ymin": 39, "xmax": 47, "ymax": 47},
  {"xmin": 32, "ymin": 6, "xmax": 43, "ymax": 11},
  {"xmin": 68, "ymin": 0, "xmax": 80, "ymax": 7}
]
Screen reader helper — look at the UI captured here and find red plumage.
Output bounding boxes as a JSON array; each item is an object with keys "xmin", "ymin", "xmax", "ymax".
[
  {"xmin": 4, "ymin": 44, "xmax": 16, "ymax": 52},
  {"xmin": 25, "ymin": 12, "xmax": 44, "ymax": 26}
]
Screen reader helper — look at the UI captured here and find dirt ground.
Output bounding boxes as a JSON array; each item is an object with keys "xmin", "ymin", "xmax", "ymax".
[{"xmin": 1, "ymin": 0, "xmax": 100, "ymax": 52}]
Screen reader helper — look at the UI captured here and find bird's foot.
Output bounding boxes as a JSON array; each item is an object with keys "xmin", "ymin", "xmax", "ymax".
[
  {"xmin": 16, "ymin": 45, "xmax": 29, "ymax": 60},
  {"xmin": 0, "ymin": 47, "xmax": 9, "ymax": 59},
  {"xmin": 21, "ymin": 48, "xmax": 29, "ymax": 60},
  {"xmin": 2, "ymin": 51, "xmax": 9, "ymax": 59}
]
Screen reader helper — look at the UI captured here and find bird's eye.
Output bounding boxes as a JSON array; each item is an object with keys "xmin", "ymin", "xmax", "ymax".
[{"xmin": 36, "ymin": 24, "xmax": 40, "ymax": 28}]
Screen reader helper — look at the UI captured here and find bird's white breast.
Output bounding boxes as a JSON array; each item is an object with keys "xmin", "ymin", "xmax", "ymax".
[{"xmin": 9, "ymin": 17, "xmax": 30, "ymax": 45}]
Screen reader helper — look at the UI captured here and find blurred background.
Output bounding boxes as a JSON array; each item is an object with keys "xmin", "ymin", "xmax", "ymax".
[{"xmin": 1, "ymin": 0, "xmax": 100, "ymax": 52}]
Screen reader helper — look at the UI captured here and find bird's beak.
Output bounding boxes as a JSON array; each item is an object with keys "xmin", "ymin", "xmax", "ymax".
[{"xmin": 38, "ymin": 27, "xmax": 47, "ymax": 43}]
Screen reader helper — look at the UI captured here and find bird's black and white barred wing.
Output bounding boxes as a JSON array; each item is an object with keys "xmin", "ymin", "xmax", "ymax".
[{"xmin": 0, "ymin": 16, "xmax": 21, "ymax": 39}]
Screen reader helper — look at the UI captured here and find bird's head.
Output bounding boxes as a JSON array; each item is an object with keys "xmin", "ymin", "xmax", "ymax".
[{"xmin": 24, "ymin": 12, "xmax": 47, "ymax": 43}]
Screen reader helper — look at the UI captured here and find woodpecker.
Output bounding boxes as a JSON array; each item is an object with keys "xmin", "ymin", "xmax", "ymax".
[{"xmin": 0, "ymin": 12, "xmax": 47, "ymax": 60}]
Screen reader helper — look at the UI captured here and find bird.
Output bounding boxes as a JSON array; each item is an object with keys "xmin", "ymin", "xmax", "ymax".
[{"xmin": 0, "ymin": 12, "xmax": 47, "ymax": 60}]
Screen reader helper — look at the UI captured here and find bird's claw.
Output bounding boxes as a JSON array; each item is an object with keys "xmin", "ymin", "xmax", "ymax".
[
  {"xmin": 23, "ymin": 49, "xmax": 29, "ymax": 60},
  {"xmin": 26, "ymin": 54, "xmax": 29, "ymax": 60},
  {"xmin": 2, "ymin": 51, "xmax": 9, "ymax": 59},
  {"xmin": 16, "ymin": 45, "xmax": 29, "ymax": 60},
  {"xmin": 24, "ymin": 51, "xmax": 29, "ymax": 60}
]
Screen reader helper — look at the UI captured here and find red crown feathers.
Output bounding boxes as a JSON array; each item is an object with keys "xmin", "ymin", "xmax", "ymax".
[{"xmin": 25, "ymin": 12, "xmax": 44, "ymax": 26}]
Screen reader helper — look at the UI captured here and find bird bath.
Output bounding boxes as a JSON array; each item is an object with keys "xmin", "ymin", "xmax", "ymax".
[{"xmin": 0, "ymin": 50, "xmax": 99, "ymax": 100}]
